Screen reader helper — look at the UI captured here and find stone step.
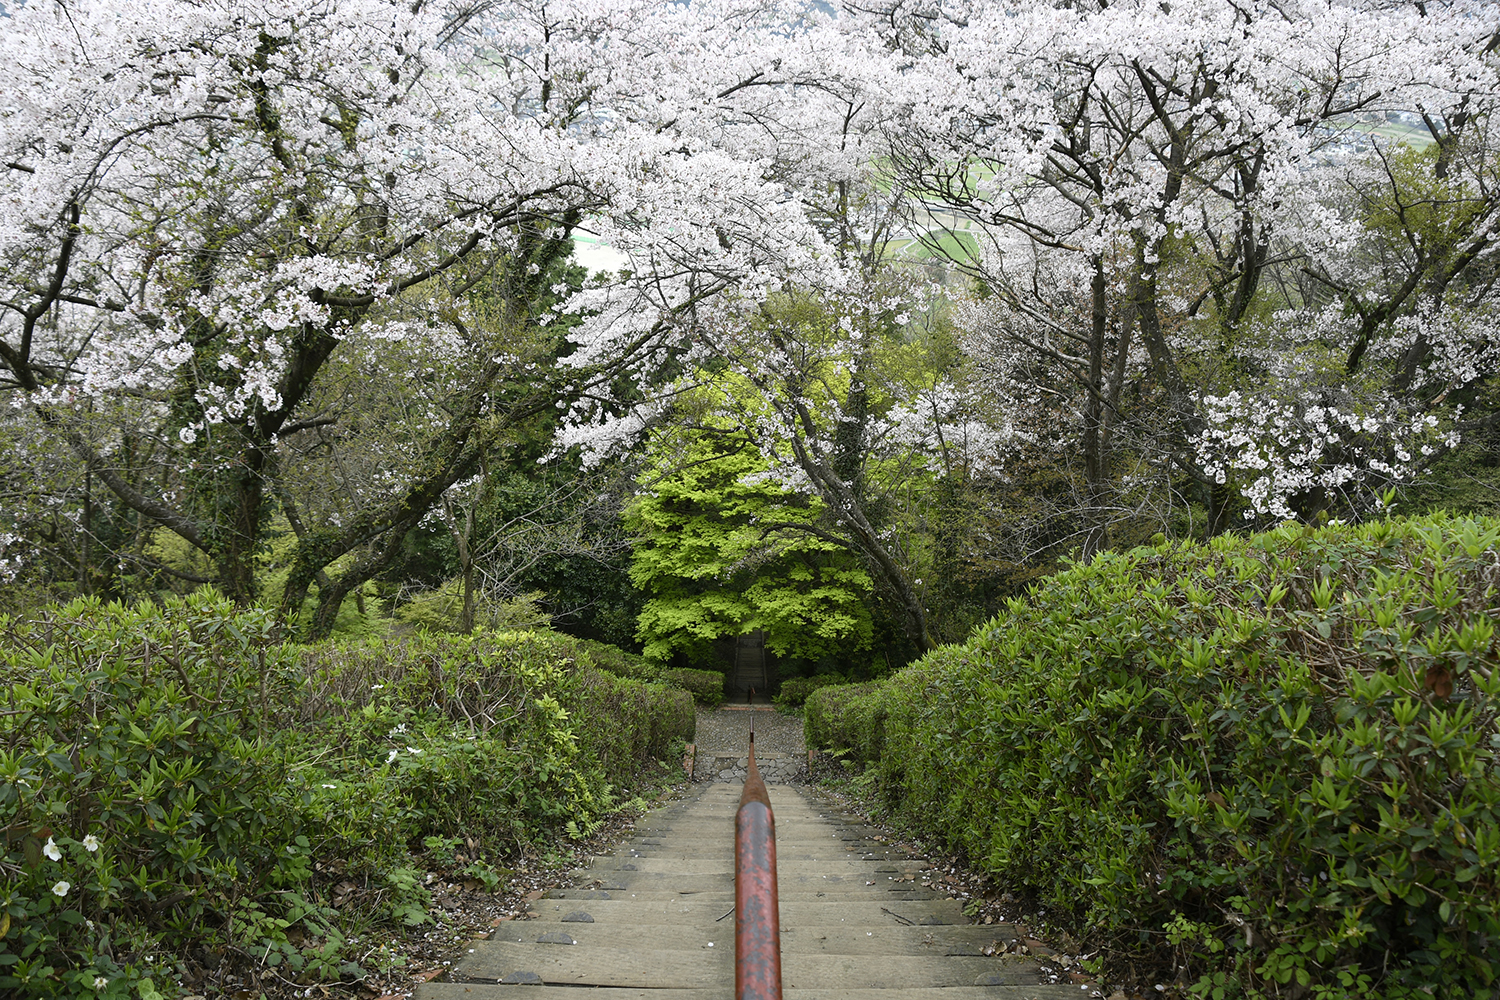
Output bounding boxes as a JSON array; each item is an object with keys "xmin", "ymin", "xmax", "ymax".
[
  {"xmin": 559, "ymin": 870, "xmax": 937, "ymax": 894},
  {"xmin": 454, "ymin": 941, "xmax": 1051, "ymax": 989},
  {"xmin": 543, "ymin": 888, "xmax": 942, "ymax": 902},
  {"xmin": 591, "ymin": 858, "xmax": 930, "ymax": 875},
  {"xmin": 610, "ymin": 849, "xmax": 900, "ymax": 862},
  {"xmin": 522, "ymin": 896, "xmax": 967, "ymax": 926},
  {"xmin": 616, "ymin": 848, "xmax": 921, "ymax": 862},
  {"xmin": 489, "ymin": 921, "xmax": 1021, "ymax": 955},
  {"xmin": 423, "ymin": 988, "xmax": 1088, "ymax": 1000},
  {"xmin": 630, "ymin": 820, "xmax": 885, "ymax": 834}
]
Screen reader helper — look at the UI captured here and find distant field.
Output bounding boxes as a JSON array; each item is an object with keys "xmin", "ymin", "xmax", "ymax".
[{"xmin": 889, "ymin": 229, "xmax": 981, "ymax": 265}]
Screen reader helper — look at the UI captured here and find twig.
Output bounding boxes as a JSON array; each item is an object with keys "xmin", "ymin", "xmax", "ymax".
[{"xmin": 882, "ymin": 907, "xmax": 914, "ymax": 926}]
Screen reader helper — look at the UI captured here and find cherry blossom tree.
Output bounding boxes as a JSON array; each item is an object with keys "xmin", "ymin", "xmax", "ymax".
[
  {"xmin": 0, "ymin": 0, "xmax": 829, "ymax": 636},
  {"xmin": 868, "ymin": 0, "xmax": 1500, "ymax": 532},
  {"xmin": 8, "ymin": 0, "xmax": 1500, "ymax": 640}
]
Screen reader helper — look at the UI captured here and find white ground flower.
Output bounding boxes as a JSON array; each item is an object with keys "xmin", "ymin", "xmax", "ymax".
[
  {"xmin": 51, "ymin": 880, "xmax": 70, "ymax": 896},
  {"xmin": 43, "ymin": 837, "xmax": 61, "ymax": 861},
  {"xmin": 82, "ymin": 834, "xmax": 100, "ymax": 852}
]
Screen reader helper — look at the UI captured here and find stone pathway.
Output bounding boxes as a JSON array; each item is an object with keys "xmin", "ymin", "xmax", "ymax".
[
  {"xmin": 694, "ymin": 749, "xmax": 805, "ymax": 784},
  {"xmin": 691, "ymin": 705, "xmax": 807, "ymax": 783},
  {"xmin": 417, "ymin": 782, "xmax": 1093, "ymax": 1000}
]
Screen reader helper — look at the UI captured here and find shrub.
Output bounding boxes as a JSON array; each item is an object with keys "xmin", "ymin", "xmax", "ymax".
[
  {"xmin": 804, "ymin": 681, "xmax": 884, "ymax": 757},
  {"xmin": 806, "ymin": 515, "xmax": 1500, "ymax": 999},
  {"xmin": 774, "ymin": 672, "xmax": 848, "ymax": 709},
  {"xmin": 0, "ymin": 593, "xmax": 308, "ymax": 998},
  {"xmin": 0, "ymin": 601, "xmax": 694, "ymax": 998},
  {"xmin": 660, "ymin": 667, "xmax": 726, "ymax": 707},
  {"xmin": 566, "ymin": 637, "xmax": 660, "ymax": 682},
  {"xmin": 294, "ymin": 630, "xmax": 695, "ymax": 846}
]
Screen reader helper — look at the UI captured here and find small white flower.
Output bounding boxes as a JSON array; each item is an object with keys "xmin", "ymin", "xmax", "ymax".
[
  {"xmin": 321, "ymin": 783, "xmax": 337, "ymax": 789},
  {"xmin": 406, "ymin": 746, "xmax": 423, "ymax": 756},
  {"xmin": 51, "ymin": 880, "xmax": 70, "ymax": 897},
  {"xmin": 82, "ymin": 834, "xmax": 100, "ymax": 853},
  {"xmin": 43, "ymin": 837, "xmax": 61, "ymax": 861},
  {"xmin": 388, "ymin": 723, "xmax": 407, "ymax": 736},
  {"xmin": 178, "ymin": 426, "xmax": 197, "ymax": 444},
  {"xmin": 93, "ymin": 976, "xmax": 109, "ymax": 990},
  {"xmin": 386, "ymin": 749, "xmax": 400, "ymax": 763},
  {"xmin": 371, "ymin": 684, "xmax": 385, "ymax": 691}
]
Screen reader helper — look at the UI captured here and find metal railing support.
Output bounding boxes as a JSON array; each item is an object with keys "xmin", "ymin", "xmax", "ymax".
[{"xmin": 736, "ymin": 688, "xmax": 782, "ymax": 1000}]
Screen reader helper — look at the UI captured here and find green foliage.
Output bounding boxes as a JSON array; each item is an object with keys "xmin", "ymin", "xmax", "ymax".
[
  {"xmin": 254, "ymin": 516, "xmax": 388, "ymax": 639},
  {"xmin": 804, "ymin": 681, "xmax": 885, "ymax": 762},
  {"xmin": 773, "ymin": 672, "xmax": 849, "ymax": 709},
  {"xmin": 391, "ymin": 581, "xmax": 551, "ymax": 634},
  {"xmin": 628, "ymin": 430, "xmax": 873, "ymax": 668},
  {"xmin": 806, "ymin": 514, "xmax": 1500, "ymax": 998},
  {"xmin": 0, "ymin": 592, "xmax": 305, "ymax": 997},
  {"xmin": 558, "ymin": 636, "xmax": 659, "ymax": 681},
  {"xmin": 660, "ymin": 667, "xmax": 726, "ymax": 707},
  {"xmin": 0, "ymin": 597, "xmax": 693, "ymax": 998},
  {"xmin": 293, "ymin": 629, "xmax": 695, "ymax": 847}
]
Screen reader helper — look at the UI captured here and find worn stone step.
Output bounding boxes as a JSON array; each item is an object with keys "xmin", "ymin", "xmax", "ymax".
[
  {"xmin": 617, "ymin": 848, "xmax": 921, "ymax": 862},
  {"xmin": 523, "ymin": 896, "xmax": 967, "ymax": 926},
  {"xmin": 489, "ymin": 920, "xmax": 1021, "ymax": 955},
  {"xmin": 612, "ymin": 850, "xmax": 902, "ymax": 863},
  {"xmin": 628, "ymin": 826, "xmax": 887, "ymax": 841},
  {"xmin": 454, "ymin": 941, "xmax": 1051, "ymax": 989},
  {"xmin": 557, "ymin": 871, "xmax": 940, "ymax": 894},
  {"xmin": 619, "ymin": 831, "xmax": 893, "ymax": 844},
  {"xmin": 422, "ymin": 986, "xmax": 1090, "ymax": 1000},
  {"xmin": 544, "ymin": 888, "xmax": 941, "ymax": 902},
  {"xmin": 593, "ymin": 857, "xmax": 930, "ymax": 875}
]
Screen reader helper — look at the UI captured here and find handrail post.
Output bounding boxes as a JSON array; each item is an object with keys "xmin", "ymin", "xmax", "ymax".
[{"xmin": 736, "ymin": 688, "xmax": 782, "ymax": 1000}]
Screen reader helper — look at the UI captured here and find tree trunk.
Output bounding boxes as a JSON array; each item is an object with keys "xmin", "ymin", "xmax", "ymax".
[{"xmin": 1078, "ymin": 255, "xmax": 1111, "ymax": 557}]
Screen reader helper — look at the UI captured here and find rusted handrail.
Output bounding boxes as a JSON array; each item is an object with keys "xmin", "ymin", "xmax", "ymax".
[{"xmin": 736, "ymin": 688, "xmax": 782, "ymax": 1000}]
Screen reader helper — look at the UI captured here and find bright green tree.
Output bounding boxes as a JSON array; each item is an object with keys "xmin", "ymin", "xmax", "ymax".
[{"xmin": 626, "ymin": 427, "xmax": 873, "ymax": 670}]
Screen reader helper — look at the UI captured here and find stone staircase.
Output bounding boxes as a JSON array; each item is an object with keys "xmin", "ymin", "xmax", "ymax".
[{"xmin": 416, "ymin": 783, "xmax": 1090, "ymax": 1000}]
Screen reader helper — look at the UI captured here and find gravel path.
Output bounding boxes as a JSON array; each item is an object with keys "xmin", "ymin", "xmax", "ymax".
[{"xmin": 694, "ymin": 705, "xmax": 805, "ymax": 756}]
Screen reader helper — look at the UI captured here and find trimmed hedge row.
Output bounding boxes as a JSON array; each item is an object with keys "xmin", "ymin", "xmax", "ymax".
[
  {"xmin": 1, "ymin": 596, "xmax": 693, "ymax": 998},
  {"xmin": 774, "ymin": 673, "xmax": 849, "ymax": 709},
  {"xmin": 661, "ymin": 667, "xmax": 726, "ymax": 707},
  {"xmin": 805, "ymin": 515, "xmax": 1500, "ymax": 999}
]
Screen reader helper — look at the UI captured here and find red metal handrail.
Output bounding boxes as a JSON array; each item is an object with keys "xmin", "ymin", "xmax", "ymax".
[{"xmin": 736, "ymin": 688, "xmax": 782, "ymax": 1000}]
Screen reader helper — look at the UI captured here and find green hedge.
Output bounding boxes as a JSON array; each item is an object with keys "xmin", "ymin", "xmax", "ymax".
[
  {"xmin": 294, "ymin": 630, "xmax": 696, "ymax": 849},
  {"xmin": 804, "ymin": 681, "xmax": 883, "ymax": 753},
  {"xmin": 0, "ymin": 596, "xmax": 693, "ymax": 998},
  {"xmin": 805, "ymin": 515, "xmax": 1500, "ymax": 999},
  {"xmin": 661, "ymin": 667, "xmax": 726, "ymax": 707},
  {"xmin": 775, "ymin": 672, "xmax": 849, "ymax": 709}
]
